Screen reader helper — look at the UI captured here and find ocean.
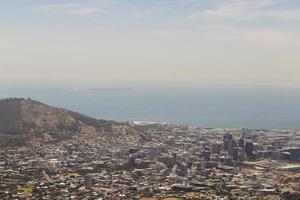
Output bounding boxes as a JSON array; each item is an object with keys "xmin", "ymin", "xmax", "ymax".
[{"xmin": 1, "ymin": 86, "xmax": 299, "ymax": 129}]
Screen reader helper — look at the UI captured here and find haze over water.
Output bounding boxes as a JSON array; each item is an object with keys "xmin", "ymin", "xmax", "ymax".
[
  {"xmin": 1, "ymin": 85, "xmax": 299, "ymax": 129},
  {"xmin": 1, "ymin": 1, "xmax": 300, "ymax": 129}
]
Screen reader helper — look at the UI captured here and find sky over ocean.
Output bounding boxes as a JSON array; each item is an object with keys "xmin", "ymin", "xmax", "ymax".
[{"xmin": 1, "ymin": 0, "xmax": 300, "ymax": 128}]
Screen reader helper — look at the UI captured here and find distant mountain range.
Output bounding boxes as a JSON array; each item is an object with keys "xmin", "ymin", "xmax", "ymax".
[{"xmin": 0, "ymin": 97, "xmax": 147, "ymax": 147}]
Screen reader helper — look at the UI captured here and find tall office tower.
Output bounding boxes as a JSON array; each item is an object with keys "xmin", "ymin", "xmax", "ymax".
[
  {"xmin": 232, "ymin": 140, "xmax": 237, "ymax": 148},
  {"xmin": 232, "ymin": 147, "xmax": 239, "ymax": 161},
  {"xmin": 228, "ymin": 139, "xmax": 238, "ymax": 156},
  {"xmin": 288, "ymin": 148, "xmax": 300, "ymax": 161},
  {"xmin": 245, "ymin": 142, "xmax": 254, "ymax": 159},
  {"xmin": 223, "ymin": 133, "xmax": 233, "ymax": 151},
  {"xmin": 227, "ymin": 139, "xmax": 233, "ymax": 156},
  {"xmin": 211, "ymin": 142, "xmax": 221, "ymax": 155},
  {"xmin": 223, "ymin": 139, "xmax": 229, "ymax": 151},
  {"xmin": 239, "ymin": 136, "xmax": 245, "ymax": 148}
]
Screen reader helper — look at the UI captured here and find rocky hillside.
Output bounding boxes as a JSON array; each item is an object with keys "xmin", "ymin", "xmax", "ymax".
[{"xmin": 0, "ymin": 97, "xmax": 147, "ymax": 146}]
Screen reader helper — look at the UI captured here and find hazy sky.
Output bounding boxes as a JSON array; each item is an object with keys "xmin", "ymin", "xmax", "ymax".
[{"xmin": 1, "ymin": 0, "xmax": 300, "ymax": 89}]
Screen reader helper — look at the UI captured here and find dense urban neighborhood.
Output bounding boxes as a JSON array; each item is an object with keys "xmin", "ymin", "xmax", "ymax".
[{"xmin": 1, "ymin": 120, "xmax": 300, "ymax": 199}]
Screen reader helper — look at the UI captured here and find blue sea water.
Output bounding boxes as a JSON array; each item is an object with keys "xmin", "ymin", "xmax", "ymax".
[{"xmin": 0, "ymin": 86, "xmax": 299, "ymax": 129}]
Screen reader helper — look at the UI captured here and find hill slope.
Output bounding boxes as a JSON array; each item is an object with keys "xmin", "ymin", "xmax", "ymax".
[{"xmin": 0, "ymin": 97, "xmax": 146, "ymax": 146}]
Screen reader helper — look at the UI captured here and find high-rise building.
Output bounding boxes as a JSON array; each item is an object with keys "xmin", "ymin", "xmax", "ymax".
[
  {"xmin": 211, "ymin": 142, "xmax": 221, "ymax": 155},
  {"xmin": 239, "ymin": 137, "xmax": 245, "ymax": 148},
  {"xmin": 223, "ymin": 133, "xmax": 233, "ymax": 151},
  {"xmin": 232, "ymin": 147, "xmax": 239, "ymax": 161},
  {"xmin": 245, "ymin": 142, "xmax": 254, "ymax": 159},
  {"xmin": 227, "ymin": 139, "xmax": 233, "ymax": 156},
  {"xmin": 287, "ymin": 148, "xmax": 300, "ymax": 161},
  {"xmin": 223, "ymin": 139, "xmax": 229, "ymax": 151},
  {"xmin": 228, "ymin": 139, "xmax": 237, "ymax": 156}
]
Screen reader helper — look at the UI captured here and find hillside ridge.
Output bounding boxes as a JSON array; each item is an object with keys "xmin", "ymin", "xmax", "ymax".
[{"xmin": 0, "ymin": 97, "xmax": 146, "ymax": 146}]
